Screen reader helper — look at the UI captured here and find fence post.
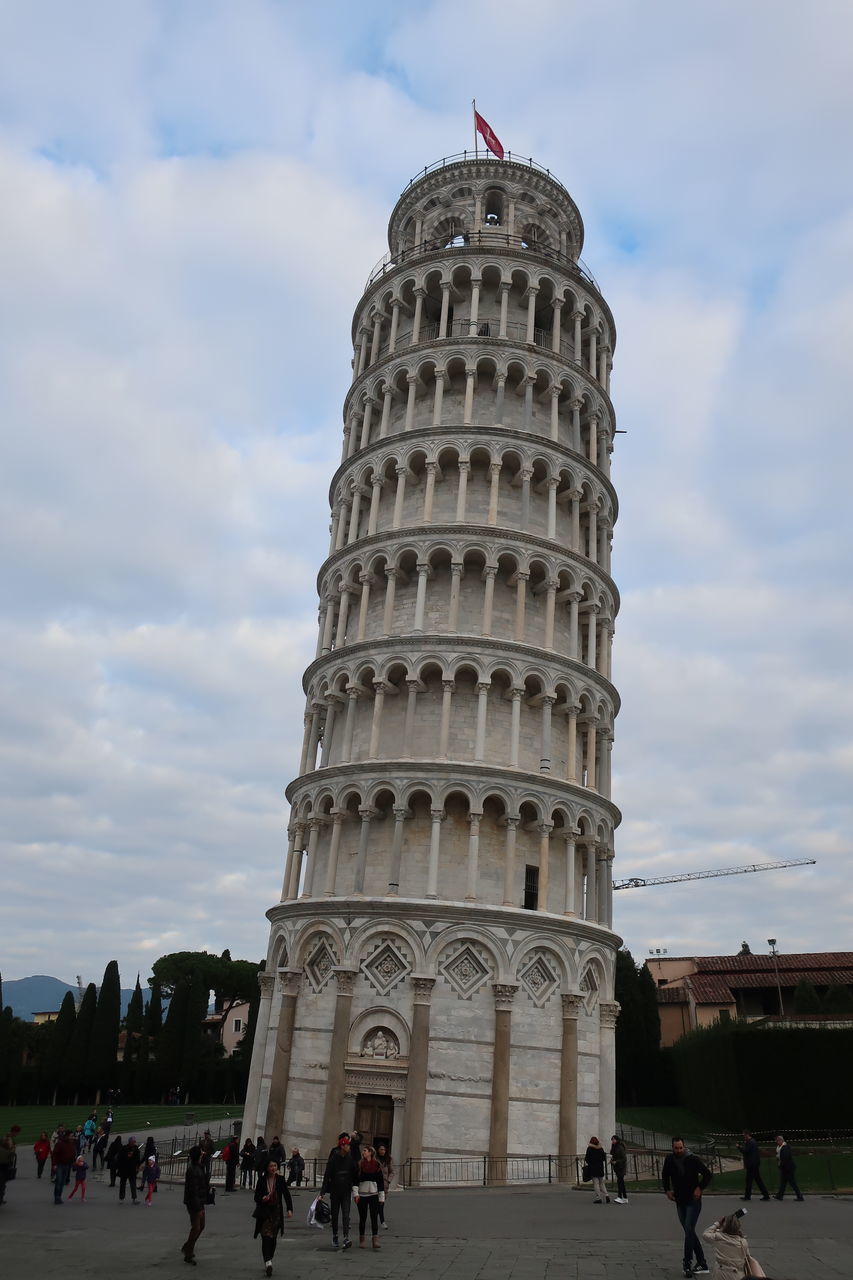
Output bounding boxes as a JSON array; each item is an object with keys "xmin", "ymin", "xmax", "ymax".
[
  {"xmin": 483, "ymin": 1155, "xmax": 488, "ymax": 1186},
  {"xmin": 548, "ymin": 1155, "xmax": 552, "ymax": 1184}
]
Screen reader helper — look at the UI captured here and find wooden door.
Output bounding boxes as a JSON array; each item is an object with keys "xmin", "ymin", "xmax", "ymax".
[{"xmin": 354, "ymin": 1093, "xmax": 394, "ymax": 1150}]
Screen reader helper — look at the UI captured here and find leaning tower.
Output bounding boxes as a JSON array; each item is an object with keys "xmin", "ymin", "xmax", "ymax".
[{"xmin": 243, "ymin": 152, "xmax": 621, "ymax": 1171}]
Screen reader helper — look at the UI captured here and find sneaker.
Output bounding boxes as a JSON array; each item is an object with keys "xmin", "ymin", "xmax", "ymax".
[
  {"xmin": 614, "ymin": 1196, "xmax": 628, "ymax": 1204},
  {"xmin": 381, "ymin": 1221, "xmax": 389, "ymax": 1229},
  {"xmin": 265, "ymin": 1264, "xmax": 273, "ymax": 1277},
  {"xmin": 694, "ymin": 1266, "xmax": 710, "ymax": 1274},
  {"xmin": 760, "ymin": 1196, "xmax": 770, "ymax": 1201},
  {"xmin": 342, "ymin": 1238, "xmax": 353, "ymax": 1250},
  {"xmin": 683, "ymin": 1269, "xmax": 693, "ymax": 1278},
  {"xmin": 331, "ymin": 1238, "xmax": 339, "ymax": 1251}
]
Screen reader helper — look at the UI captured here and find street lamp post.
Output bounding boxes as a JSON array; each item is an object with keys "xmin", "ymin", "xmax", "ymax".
[{"xmin": 767, "ymin": 938, "xmax": 785, "ymax": 1017}]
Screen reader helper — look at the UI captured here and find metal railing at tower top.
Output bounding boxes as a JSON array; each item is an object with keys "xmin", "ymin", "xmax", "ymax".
[
  {"xmin": 366, "ymin": 231, "xmax": 601, "ymax": 292},
  {"xmin": 401, "ymin": 151, "xmax": 572, "ymax": 197}
]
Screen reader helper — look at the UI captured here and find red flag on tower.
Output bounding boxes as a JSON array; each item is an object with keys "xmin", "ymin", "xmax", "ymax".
[{"xmin": 474, "ymin": 108, "xmax": 504, "ymax": 160}]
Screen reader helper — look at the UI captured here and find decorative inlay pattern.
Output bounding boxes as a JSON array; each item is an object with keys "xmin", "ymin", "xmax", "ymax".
[
  {"xmin": 305, "ymin": 939, "xmax": 337, "ymax": 992},
  {"xmin": 579, "ymin": 966, "xmax": 600, "ymax": 1015},
  {"xmin": 361, "ymin": 939, "xmax": 411, "ymax": 995},
  {"xmin": 439, "ymin": 943, "xmax": 491, "ymax": 999},
  {"xmin": 518, "ymin": 952, "xmax": 560, "ymax": 1007}
]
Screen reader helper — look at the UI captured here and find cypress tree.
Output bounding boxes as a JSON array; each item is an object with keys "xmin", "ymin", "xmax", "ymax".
[
  {"xmin": 157, "ymin": 976, "xmax": 189, "ymax": 1097},
  {"xmin": 792, "ymin": 978, "xmax": 823, "ymax": 1014},
  {"xmin": 126, "ymin": 975, "xmax": 144, "ymax": 1036},
  {"xmin": 67, "ymin": 983, "xmax": 97, "ymax": 1103},
  {"xmin": 45, "ymin": 991, "xmax": 77, "ymax": 1104},
  {"xmin": 145, "ymin": 978, "xmax": 163, "ymax": 1038},
  {"xmin": 90, "ymin": 961, "xmax": 122, "ymax": 1102},
  {"xmin": 180, "ymin": 975, "xmax": 211, "ymax": 1100}
]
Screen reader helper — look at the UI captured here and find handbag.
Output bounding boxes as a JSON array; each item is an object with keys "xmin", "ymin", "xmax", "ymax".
[
  {"xmin": 205, "ymin": 1185, "xmax": 216, "ymax": 1206},
  {"xmin": 581, "ymin": 1163, "xmax": 592, "ymax": 1182}
]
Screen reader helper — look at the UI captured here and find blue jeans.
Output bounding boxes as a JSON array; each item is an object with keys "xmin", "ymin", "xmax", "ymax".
[
  {"xmin": 54, "ymin": 1165, "xmax": 70, "ymax": 1203},
  {"xmin": 676, "ymin": 1199, "xmax": 706, "ymax": 1269}
]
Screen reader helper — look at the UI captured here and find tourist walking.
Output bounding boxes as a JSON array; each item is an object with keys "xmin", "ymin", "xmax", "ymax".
[
  {"xmin": 181, "ymin": 1145, "xmax": 207, "ymax": 1267},
  {"xmin": 737, "ymin": 1131, "xmax": 770, "ymax": 1201},
  {"xmin": 52, "ymin": 1129, "xmax": 76, "ymax": 1205},
  {"xmin": 774, "ymin": 1135, "xmax": 804, "ymax": 1200},
  {"xmin": 354, "ymin": 1146, "xmax": 385, "ymax": 1249},
  {"xmin": 610, "ymin": 1134, "xmax": 629, "ymax": 1203},
  {"xmin": 67, "ymin": 1155, "xmax": 89, "ymax": 1201},
  {"xmin": 0, "ymin": 1135, "xmax": 14, "ymax": 1206},
  {"xmin": 142, "ymin": 1155, "xmax": 161, "ymax": 1204},
  {"xmin": 584, "ymin": 1136, "xmax": 609, "ymax": 1203},
  {"xmin": 703, "ymin": 1212, "xmax": 766, "ymax": 1279},
  {"xmin": 92, "ymin": 1127, "xmax": 108, "ymax": 1170},
  {"xmin": 321, "ymin": 1132, "xmax": 357, "ymax": 1250},
  {"xmin": 267, "ymin": 1136, "xmax": 286, "ymax": 1168},
  {"xmin": 253, "ymin": 1158, "xmax": 294, "ymax": 1276},
  {"xmin": 285, "ymin": 1147, "xmax": 305, "ymax": 1187},
  {"xmin": 375, "ymin": 1142, "xmax": 394, "ymax": 1229},
  {"xmin": 661, "ymin": 1137, "xmax": 712, "ymax": 1277},
  {"xmin": 117, "ymin": 1137, "xmax": 141, "ymax": 1203},
  {"xmin": 106, "ymin": 1134, "xmax": 123, "ymax": 1186},
  {"xmin": 253, "ymin": 1138, "xmax": 269, "ymax": 1188},
  {"xmin": 240, "ymin": 1138, "xmax": 256, "ymax": 1188},
  {"xmin": 34, "ymin": 1131, "xmax": 51, "ymax": 1179},
  {"xmin": 199, "ymin": 1130, "xmax": 216, "ymax": 1186},
  {"xmin": 223, "ymin": 1134, "xmax": 240, "ymax": 1192}
]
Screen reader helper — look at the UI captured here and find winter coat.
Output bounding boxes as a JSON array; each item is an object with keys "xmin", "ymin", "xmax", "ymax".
[
  {"xmin": 33, "ymin": 1138, "xmax": 51, "ymax": 1164},
  {"xmin": 106, "ymin": 1137, "xmax": 123, "ymax": 1168},
  {"xmin": 610, "ymin": 1140, "xmax": 627, "ymax": 1175},
  {"xmin": 702, "ymin": 1225, "xmax": 754, "ymax": 1280},
  {"xmin": 253, "ymin": 1173, "xmax": 293, "ymax": 1237},
  {"xmin": 322, "ymin": 1146, "xmax": 357, "ymax": 1195},
  {"xmin": 776, "ymin": 1141, "xmax": 796, "ymax": 1174},
  {"xmin": 584, "ymin": 1143, "xmax": 606, "ymax": 1177},
  {"xmin": 52, "ymin": 1136, "xmax": 76, "ymax": 1168},
  {"xmin": 354, "ymin": 1160, "xmax": 385, "ymax": 1199},
  {"xmin": 661, "ymin": 1152, "xmax": 712, "ymax": 1205},
  {"xmin": 738, "ymin": 1136, "xmax": 761, "ymax": 1169},
  {"xmin": 183, "ymin": 1162, "xmax": 207, "ymax": 1215},
  {"xmin": 240, "ymin": 1142, "xmax": 256, "ymax": 1172},
  {"xmin": 117, "ymin": 1143, "xmax": 141, "ymax": 1177}
]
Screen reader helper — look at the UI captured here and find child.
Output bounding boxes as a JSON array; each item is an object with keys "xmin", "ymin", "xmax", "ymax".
[
  {"xmin": 142, "ymin": 1154, "xmax": 161, "ymax": 1204},
  {"xmin": 68, "ymin": 1155, "xmax": 89, "ymax": 1201}
]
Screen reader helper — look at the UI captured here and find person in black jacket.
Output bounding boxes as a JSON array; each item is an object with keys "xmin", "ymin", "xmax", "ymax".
[
  {"xmin": 584, "ymin": 1136, "xmax": 609, "ymax": 1203},
  {"xmin": 253, "ymin": 1158, "xmax": 293, "ymax": 1276},
  {"xmin": 105, "ymin": 1134, "xmax": 123, "ymax": 1187},
  {"xmin": 321, "ymin": 1133, "xmax": 356, "ymax": 1250},
  {"xmin": 610, "ymin": 1135, "xmax": 629, "ymax": 1204},
  {"xmin": 182, "ymin": 1145, "xmax": 207, "ymax": 1266},
  {"xmin": 661, "ymin": 1137, "xmax": 712, "ymax": 1277},
  {"xmin": 117, "ymin": 1138, "xmax": 141, "ymax": 1204},
  {"xmin": 773, "ymin": 1135, "xmax": 804, "ymax": 1200},
  {"xmin": 737, "ymin": 1131, "xmax": 770, "ymax": 1201}
]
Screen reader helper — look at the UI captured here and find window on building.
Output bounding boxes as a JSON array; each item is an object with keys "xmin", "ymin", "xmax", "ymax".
[
  {"xmin": 233, "ymin": 1018, "xmax": 243, "ymax": 1033},
  {"xmin": 523, "ymin": 865, "xmax": 539, "ymax": 911}
]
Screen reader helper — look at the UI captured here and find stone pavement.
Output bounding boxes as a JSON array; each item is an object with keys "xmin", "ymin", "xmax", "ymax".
[{"xmin": 1, "ymin": 1164, "xmax": 850, "ymax": 1279}]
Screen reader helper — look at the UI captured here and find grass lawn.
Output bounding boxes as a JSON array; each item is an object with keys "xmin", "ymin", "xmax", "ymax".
[
  {"xmin": 707, "ymin": 1152, "xmax": 853, "ymax": 1195},
  {"xmin": 616, "ymin": 1106, "xmax": 711, "ymax": 1137},
  {"xmin": 0, "ymin": 1103, "xmax": 238, "ymax": 1145}
]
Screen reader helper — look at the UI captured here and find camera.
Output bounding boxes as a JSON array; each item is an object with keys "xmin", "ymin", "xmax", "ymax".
[{"xmin": 735, "ymin": 1207, "xmax": 748, "ymax": 1218}]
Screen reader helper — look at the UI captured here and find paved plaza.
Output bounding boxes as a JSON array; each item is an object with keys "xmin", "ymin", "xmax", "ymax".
[{"xmin": 2, "ymin": 1160, "xmax": 851, "ymax": 1280}]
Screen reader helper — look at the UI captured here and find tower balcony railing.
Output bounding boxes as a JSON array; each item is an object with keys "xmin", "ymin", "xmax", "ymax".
[
  {"xmin": 383, "ymin": 318, "xmax": 586, "ymax": 368},
  {"xmin": 366, "ymin": 230, "xmax": 600, "ymax": 292}
]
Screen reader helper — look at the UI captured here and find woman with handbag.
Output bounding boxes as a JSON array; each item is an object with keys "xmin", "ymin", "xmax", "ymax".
[
  {"xmin": 584, "ymin": 1136, "xmax": 609, "ymax": 1203},
  {"xmin": 253, "ymin": 1158, "xmax": 293, "ymax": 1276},
  {"xmin": 702, "ymin": 1213, "xmax": 766, "ymax": 1278}
]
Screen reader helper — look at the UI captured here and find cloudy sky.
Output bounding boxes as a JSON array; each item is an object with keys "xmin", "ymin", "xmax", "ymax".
[{"xmin": 2, "ymin": 0, "xmax": 852, "ymax": 988}]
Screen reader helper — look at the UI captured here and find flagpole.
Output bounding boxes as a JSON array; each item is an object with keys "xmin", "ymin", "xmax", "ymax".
[{"xmin": 473, "ymin": 98, "xmax": 478, "ymax": 158}]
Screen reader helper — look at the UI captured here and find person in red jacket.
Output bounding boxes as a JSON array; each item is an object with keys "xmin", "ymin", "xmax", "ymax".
[
  {"xmin": 52, "ymin": 1132, "xmax": 76, "ymax": 1205},
  {"xmin": 33, "ymin": 1132, "xmax": 51, "ymax": 1179}
]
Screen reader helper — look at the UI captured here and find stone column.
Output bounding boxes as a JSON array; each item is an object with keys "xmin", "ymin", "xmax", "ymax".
[
  {"xmin": 558, "ymin": 992, "xmax": 583, "ymax": 1169},
  {"xmin": 465, "ymin": 811, "xmax": 482, "ymax": 900},
  {"xmin": 321, "ymin": 596, "xmax": 336, "ymax": 654},
  {"xmin": 584, "ymin": 841, "xmax": 597, "ymax": 921},
  {"xmin": 382, "ymin": 568, "xmax": 397, "ymax": 636},
  {"xmin": 569, "ymin": 490, "xmax": 581, "ymax": 551},
  {"xmin": 392, "ymin": 465, "xmax": 408, "ymax": 528},
  {"xmin": 439, "ymin": 679, "xmax": 454, "ymax": 756},
  {"xmin": 368, "ymin": 680, "xmax": 385, "ymax": 758},
  {"xmin": 494, "ymin": 373, "xmax": 506, "ymax": 423},
  {"xmin": 585, "ymin": 717, "xmax": 597, "ymax": 790},
  {"xmin": 438, "ymin": 282, "xmax": 451, "ymax": 338},
  {"xmin": 540, "ymin": 695, "xmax": 554, "ymax": 773},
  {"xmin": 487, "ymin": 463, "xmax": 501, "ymax": 524},
  {"xmin": 588, "ymin": 325, "xmax": 598, "ymax": 377},
  {"xmin": 463, "ymin": 370, "xmax": 476, "ymax": 425},
  {"xmin": 562, "ymin": 832, "xmax": 578, "ymax": 915},
  {"xmin": 432, "ymin": 367, "xmax": 445, "ymax": 426},
  {"xmin": 425, "ymin": 807, "xmax": 445, "ymax": 898},
  {"xmin": 525, "ymin": 286, "xmax": 539, "ymax": 343},
  {"xmin": 498, "ymin": 282, "xmax": 510, "ymax": 338},
  {"xmin": 320, "ymin": 698, "xmax": 338, "ymax": 766},
  {"xmin": 481, "ymin": 566, "xmax": 496, "ymax": 635},
  {"xmin": 334, "ymin": 586, "xmax": 351, "ymax": 647},
  {"xmin": 475, "ymin": 681, "xmax": 490, "ymax": 760},
  {"xmin": 598, "ymin": 1001, "xmax": 620, "ymax": 1147},
  {"xmin": 502, "ymin": 815, "xmax": 519, "ymax": 906},
  {"xmin": 544, "ymin": 579, "xmax": 557, "ymax": 649},
  {"xmin": 356, "ymin": 573, "xmax": 372, "ymax": 641},
  {"xmin": 359, "ymin": 399, "xmax": 374, "ymax": 449},
  {"xmin": 551, "ymin": 296, "xmax": 564, "ymax": 353},
  {"xmin": 514, "ymin": 571, "xmax": 528, "ymax": 643},
  {"xmin": 301, "ymin": 817, "xmax": 323, "ymax": 897},
  {"xmin": 404, "ymin": 374, "xmax": 417, "ymax": 431},
  {"xmin": 353, "ymin": 807, "xmax": 375, "ymax": 894},
  {"xmin": 570, "ymin": 398, "xmax": 582, "ymax": 452},
  {"xmin": 455, "ymin": 460, "xmax": 470, "ymax": 520},
  {"xmin": 568, "ymin": 591, "xmax": 581, "ymax": 658},
  {"xmin": 367, "ymin": 476, "xmax": 383, "ymax": 534},
  {"xmin": 324, "ymin": 811, "xmax": 344, "ymax": 895},
  {"xmin": 571, "ymin": 311, "xmax": 583, "ymax": 363},
  {"xmin": 402, "ymin": 679, "xmax": 419, "ymax": 756},
  {"xmin": 241, "ymin": 972, "xmax": 275, "ymax": 1139},
  {"xmin": 538, "ymin": 821, "xmax": 553, "ymax": 909},
  {"xmin": 285, "ymin": 822, "xmax": 305, "ymax": 900},
  {"xmin": 566, "ymin": 705, "xmax": 579, "ymax": 783},
  {"xmin": 370, "ymin": 314, "xmax": 383, "ymax": 365},
  {"xmin": 488, "ymin": 983, "xmax": 518, "ymax": 1172},
  {"xmin": 388, "ymin": 300, "xmax": 400, "ymax": 353},
  {"xmin": 402, "ymin": 976, "xmax": 435, "ymax": 1173},
  {"xmin": 412, "ymin": 288, "xmax": 425, "ymax": 343},
  {"xmin": 509, "ymin": 687, "xmax": 522, "ymax": 767},
  {"xmin": 340, "ymin": 686, "xmax": 359, "ymax": 762},
  {"xmin": 422, "ymin": 461, "xmax": 437, "ymax": 523},
  {"xmin": 265, "ymin": 968, "xmax": 302, "ymax": 1139},
  {"xmin": 319, "ymin": 969, "xmax": 358, "ymax": 1157},
  {"xmin": 468, "ymin": 278, "xmax": 481, "ymax": 335},
  {"xmin": 388, "ymin": 805, "xmax": 407, "ymax": 894},
  {"xmin": 447, "ymin": 563, "xmax": 463, "ymax": 632},
  {"xmin": 550, "ymin": 385, "xmax": 560, "ymax": 441},
  {"xmin": 547, "ymin": 477, "xmax": 558, "ymax": 538},
  {"xmin": 413, "ymin": 562, "xmax": 429, "ymax": 631}
]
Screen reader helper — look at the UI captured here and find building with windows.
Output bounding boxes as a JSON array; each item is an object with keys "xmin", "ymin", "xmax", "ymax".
[
  {"xmin": 243, "ymin": 152, "xmax": 622, "ymax": 1166},
  {"xmin": 647, "ymin": 951, "xmax": 853, "ymax": 1046}
]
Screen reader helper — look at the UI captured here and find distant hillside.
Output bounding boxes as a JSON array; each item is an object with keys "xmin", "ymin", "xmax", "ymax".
[{"xmin": 2, "ymin": 975, "xmax": 137, "ymax": 1021}]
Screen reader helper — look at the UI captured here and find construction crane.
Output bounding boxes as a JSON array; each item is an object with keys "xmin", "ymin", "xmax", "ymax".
[{"xmin": 613, "ymin": 857, "xmax": 816, "ymax": 891}]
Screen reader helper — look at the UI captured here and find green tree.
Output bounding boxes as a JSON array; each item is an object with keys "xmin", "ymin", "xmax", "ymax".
[
  {"xmin": 792, "ymin": 979, "xmax": 823, "ymax": 1014},
  {"xmin": 89, "ymin": 960, "xmax": 122, "ymax": 1102},
  {"xmin": 66, "ymin": 983, "xmax": 97, "ymax": 1103},
  {"xmin": 144, "ymin": 979, "xmax": 163, "ymax": 1038},
  {"xmin": 152, "ymin": 950, "xmax": 260, "ymax": 1018},
  {"xmin": 615, "ymin": 949, "xmax": 664, "ymax": 1105},
  {"xmin": 44, "ymin": 991, "xmax": 77, "ymax": 1104},
  {"xmin": 125, "ymin": 975, "xmax": 144, "ymax": 1036},
  {"xmin": 823, "ymin": 982, "xmax": 853, "ymax": 1015}
]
